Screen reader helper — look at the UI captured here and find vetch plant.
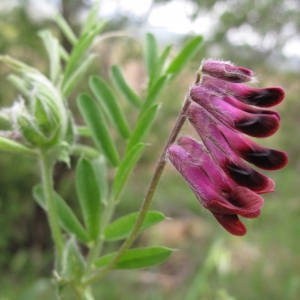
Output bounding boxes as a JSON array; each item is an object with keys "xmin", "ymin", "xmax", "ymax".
[{"xmin": 0, "ymin": 3, "xmax": 287, "ymax": 299}]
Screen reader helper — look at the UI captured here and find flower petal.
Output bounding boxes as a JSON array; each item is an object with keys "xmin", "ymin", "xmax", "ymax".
[
  {"xmin": 168, "ymin": 141, "xmax": 262, "ymax": 236},
  {"xmin": 224, "ymin": 161, "xmax": 275, "ymax": 193},
  {"xmin": 208, "ymin": 200, "xmax": 261, "ymax": 218},
  {"xmin": 201, "ymin": 75, "xmax": 285, "ymax": 107},
  {"xmin": 187, "ymin": 104, "xmax": 288, "ymax": 170},
  {"xmin": 222, "ymin": 95, "xmax": 280, "ymax": 121},
  {"xmin": 217, "ymin": 123, "xmax": 288, "ymax": 170},
  {"xmin": 226, "ymin": 186, "xmax": 263, "ymax": 217},
  {"xmin": 188, "ymin": 104, "xmax": 275, "ymax": 193},
  {"xmin": 190, "ymin": 86, "xmax": 279, "ymax": 138},
  {"xmin": 206, "ymin": 186, "xmax": 263, "ymax": 217},
  {"xmin": 211, "ymin": 212, "xmax": 247, "ymax": 236},
  {"xmin": 178, "ymin": 136, "xmax": 235, "ymax": 192},
  {"xmin": 167, "ymin": 144, "xmax": 221, "ymax": 205}
]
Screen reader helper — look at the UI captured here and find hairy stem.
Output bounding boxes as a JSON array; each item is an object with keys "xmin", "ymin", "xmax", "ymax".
[
  {"xmin": 83, "ymin": 96, "xmax": 191, "ymax": 286},
  {"xmin": 39, "ymin": 150, "xmax": 64, "ymax": 265}
]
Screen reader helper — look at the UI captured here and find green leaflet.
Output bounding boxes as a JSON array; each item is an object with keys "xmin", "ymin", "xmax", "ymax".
[
  {"xmin": 0, "ymin": 137, "xmax": 35, "ymax": 156},
  {"xmin": 126, "ymin": 104, "xmax": 158, "ymax": 152},
  {"xmin": 113, "ymin": 143, "xmax": 145, "ymax": 200},
  {"xmin": 95, "ymin": 246, "xmax": 173, "ymax": 269},
  {"xmin": 33, "ymin": 96, "xmax": 57, "ymax": 138},
  {"xmin": 62, "ymin": 237, "xmax": 85, "ymax": 282},
  {"xmin": 144, "ymin": 33, "xmax": 158, "ymax": 77},
  {"xmin": 60, "ymin": 46, "xmax": 70, "ymax": 62},
  {"xmin": 33, "ymin": 185, "xmax": 90, "ymax": 244},
  {"xmin": 89, "ymin": 76, "xmax": 131, "ymax": 139},
  {"xmin": 62, "ymin": 54, "xmax": 96, "ymax": 98},
  {"xmin": 148, "ymin": 43, "xmax": 172, "ymax": 90},
  {"xmin": 166, "ymin": 35, "xmax": 203, "ymax": 79},
  {"xmin": 38, "ymin": 30, "xmax": 61, "ymax": 84},
  {"xmin": 63, "ymin": 21, "xmax": 106, "ymax": 84},
  {"xmin": 7, "ymin": 74, "xmax": 30, "ymax": 99},
  {"xmin": 18, "ymin": 116, "xmax": 59, "ymax": 147},
  {"xmin": 76, "ymin": 126, "xmax": 92, "ymax": 138},
  {"xmin": 77, "ymin": 94, "xmax": 120, "ymax": 167},
  {"xmin": 110, "ymin": 65, "xmax": 142, "ymax": 108},
  {"xmin": 76, "ymin": 157, "xmax": 101, "ymax": 240},
  {"xmin": 104, "ymin": 211, "xmax": 166, "ymax": 241},
  {"xmin": 54, "ymin": 13, "xmax": 78, "ymax": 46},
  {"xmin": 81, "ymin": 1, "xmax": 101, "ymax": 36},
  {"xmin": 92, "ymin": 155, "xmax": 109, "ymax": 203},
  {"xmin": 140, "ymin": 75, "xmax": 168, "ymax": 120},
  {"xmin": 64, "ymin": 113, "xmax": 75, "ymax": 146}
]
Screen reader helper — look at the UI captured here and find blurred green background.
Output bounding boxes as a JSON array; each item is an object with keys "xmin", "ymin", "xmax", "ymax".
[{"xmin": 0, "ymin": 0, "xmax": 300, "ymax": 299}]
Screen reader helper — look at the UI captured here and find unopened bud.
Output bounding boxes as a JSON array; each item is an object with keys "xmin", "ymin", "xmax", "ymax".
[{"xmin": 200, "ymin": 59, "xmax": 254, "ymax": 83}]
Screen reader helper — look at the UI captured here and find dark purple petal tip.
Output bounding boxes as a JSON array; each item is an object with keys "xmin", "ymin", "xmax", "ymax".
[
  {"xmin": 234, "ymin": 113, "xmax": 279, "ymax": 138},
  {"xmin": 239, "ymin": 148, "xmax": 288, "ymax": 170},
  {"xmin": 201, "ymin": 75, "xmax": 285, "ymax": 108},
  {"xmin": 225, "ymin": 161, "xmax": 275, "ymax": 193},
  {"xmin": 244, "ymin": 87, "xmax": 285, "ymax": 108},
  {"xmin": 190, "ymin": 86, "xmax": 280, "ymax": 138}
]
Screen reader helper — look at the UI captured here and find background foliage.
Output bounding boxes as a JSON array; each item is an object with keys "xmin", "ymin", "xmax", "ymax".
[{"xmin": 0, "ymin": 0, "xmax": 299, "ymax": 299}]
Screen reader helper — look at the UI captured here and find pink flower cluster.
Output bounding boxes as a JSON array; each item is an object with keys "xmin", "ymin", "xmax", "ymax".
[{"xmin": 167, "ymin": 60, "xmax": 288, "ymax": 236}]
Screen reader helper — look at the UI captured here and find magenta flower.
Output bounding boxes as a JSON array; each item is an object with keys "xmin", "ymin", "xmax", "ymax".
[
  {"xmin": 167, "ymin": 59, "xmax": 288, "ymax": 235},
  {"xmin": 167, "ymin": 138, "xmax": 264, "ymax": 236}
]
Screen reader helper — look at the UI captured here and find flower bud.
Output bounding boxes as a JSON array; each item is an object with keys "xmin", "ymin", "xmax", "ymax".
[{"xmin": 200, "ymin": 59, "xmax": 254, "ymax": 83}]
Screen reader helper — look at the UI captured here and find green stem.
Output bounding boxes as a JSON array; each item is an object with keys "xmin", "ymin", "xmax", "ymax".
[
  {"xmin": 70, "ymin": 285, "xmax": 84, "ymax": 300},
  {"xmin": 83, "ymin": 96, "xmax": 191, "ymax": 286},
  {"xmin": 39, "ymin": 150, "xmax": 64, "ymax": 263},
  {"xmin": 85, "ymin": 195, "xmax": 116, "ymax": 276}
]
